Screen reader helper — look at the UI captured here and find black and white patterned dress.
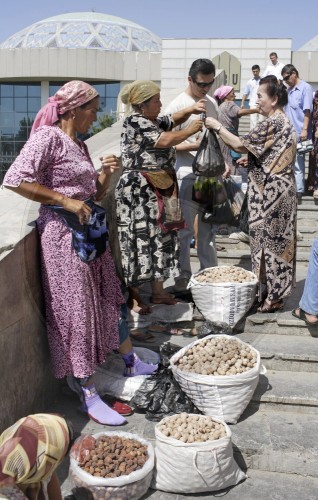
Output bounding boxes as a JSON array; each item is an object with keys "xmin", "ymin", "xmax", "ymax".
[
  {"xmin": 115, "ymin": 113, "xmax": 181, "ymax": 287},
  {"xmin": 240, "ymin": 112, "xmax": 297, "ymax": 302}
]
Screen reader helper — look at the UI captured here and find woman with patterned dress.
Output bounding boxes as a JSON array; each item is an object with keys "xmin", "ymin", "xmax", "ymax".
[
  {"xmin": 306, "ymin": 90, "xmax": 318, "ymax": 197},
  {"xmin": 2, "ymin": 81, "xmax": 143, "ymax": 426},
  {"xmin": 206, "ymin": 76, "xmax": 297, "ymax": 313},
  {"xmin": 115, "ymin": 80, "xmax": 205, "ymax": 305}
]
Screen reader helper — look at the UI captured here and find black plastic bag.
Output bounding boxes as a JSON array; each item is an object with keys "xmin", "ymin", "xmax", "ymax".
[
  {"xmin": 160, "ymin": 341, "xmax": 181, "ymax": 367},
  {"xmin": 132, "ymin": 342, "xmax": 201, "ymax": 421},
  {"xmin": 192, "ymin": 130, "xmax": 225, "ymax": 177},
  {"xmin": 196, "ymin": 320, "xmax": 233, "ymax": 339}
]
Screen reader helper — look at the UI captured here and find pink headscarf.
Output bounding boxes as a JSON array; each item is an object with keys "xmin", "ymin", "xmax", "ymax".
[
  {"xmin": 30, "ymin": 80, "xmax": 99, "ymax": 136},
  {"xmin": 213, "ymin": 85, "xmax": 233, "ymax": 102}
]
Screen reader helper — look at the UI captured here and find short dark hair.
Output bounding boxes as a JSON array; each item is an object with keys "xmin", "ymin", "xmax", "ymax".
[
  {"xmin": 189, "ymin": 59, "xmax": 216, "ymax": 79},
  {"xmin": 281, "ymin": 64, "xmax": 299, "ymax": 78},
  {"xmin": 269, "ymin": 52, "xmax": 278, "ymax": 58},
  {"xmin": 252, "ymin": 65, "xmax": 260, "ymax": 71},
  {"xmin": 259, "ymin": 75, "xmax": 288, "ymax": 107}
]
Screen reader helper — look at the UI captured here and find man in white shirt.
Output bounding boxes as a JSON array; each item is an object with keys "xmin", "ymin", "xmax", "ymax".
[
  {"xmin": 165, "ymin": 59, "xmax": 220, "ymax": 291},
  {"xmin": 262, "ymin": 52, "xmax": 284, "ymax": 81},
  {"xmin": 241, "ymin": 64, "xmax": 262, "ymax": 129}
]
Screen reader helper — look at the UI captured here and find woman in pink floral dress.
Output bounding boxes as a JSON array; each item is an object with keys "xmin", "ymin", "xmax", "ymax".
[{"xmin": 3, "ymin": 81, "xmax": 129, "ymax": 426}]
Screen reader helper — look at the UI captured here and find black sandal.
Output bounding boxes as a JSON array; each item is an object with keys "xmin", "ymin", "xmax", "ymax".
[{"xmin": 292, "ymin": 308, "xmax": 318, "ymax": 327}]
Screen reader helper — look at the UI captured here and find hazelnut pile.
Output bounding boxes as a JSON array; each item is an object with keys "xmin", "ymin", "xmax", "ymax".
[
  {"xmin": 77, "ymin": 435, "xmax": 148, "ymax": 478},
  {"xmin": 175, "ymin": 337, "xmax": 257, "ymax": 375},
  {"xmin": 158, "ymin": 413, "xmax": 227, "ymax": 443},
  {"xmin": 195, "ymin": 266, "xmax": 255, "ymax": 283}
]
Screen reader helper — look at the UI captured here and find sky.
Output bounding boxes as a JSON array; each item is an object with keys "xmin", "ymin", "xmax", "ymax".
[{"xmin": 1, "ymin": 0, "xmax": 318, "ymax": 51}]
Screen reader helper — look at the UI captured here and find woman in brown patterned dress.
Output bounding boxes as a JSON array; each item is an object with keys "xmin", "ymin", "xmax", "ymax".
[
  {"xmin": 115, "ymin": 80, "xmax": 205, "ymax": 305},
  {"xmin": 206, "ymin": 76, "xmax": 297, "ymax": 313}
]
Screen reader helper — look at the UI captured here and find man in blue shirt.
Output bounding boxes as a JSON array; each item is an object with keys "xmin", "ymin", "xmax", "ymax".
[{"xmin": 282, "ymin": 64, "xmax": 313, "ymax": 203}]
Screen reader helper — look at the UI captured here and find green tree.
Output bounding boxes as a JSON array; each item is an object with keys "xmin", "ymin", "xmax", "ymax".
[{"xmin": 91, "ymin": 114, "xmax": 115, "ymax": 135}]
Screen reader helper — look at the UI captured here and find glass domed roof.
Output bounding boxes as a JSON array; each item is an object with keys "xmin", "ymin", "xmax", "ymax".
[{"xmin": 0, "ymin": 12, "xmax": 162, "ymax": 52}]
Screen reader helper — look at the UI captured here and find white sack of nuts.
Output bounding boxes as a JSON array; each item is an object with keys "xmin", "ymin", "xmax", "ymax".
[
  {"xmin": 170, "ymin": 335, "xmax": 264, "ymax": 424},
  {"xmin": 69, "ymin": 431, "xmax": 154, "ymax": 500},
  {"xmin": 152, "ymin": 413, "xmax": 246, "ymax": 494},
  {"xmin": 188, "ymin": 266, "xmax": 258, "ymax": 327}
]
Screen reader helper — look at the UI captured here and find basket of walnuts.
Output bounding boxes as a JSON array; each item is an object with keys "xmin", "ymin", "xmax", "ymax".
[
  {"xmin": 170, "ymin": 334, "xmax": 264, "ymax": 424},
  {"xmin": 188, "ymin": 265, "xmax": 258, "ymax": 327},
  {"xmin": 69, "ymin": 431, "xmax": 154, "ymax": 500}
]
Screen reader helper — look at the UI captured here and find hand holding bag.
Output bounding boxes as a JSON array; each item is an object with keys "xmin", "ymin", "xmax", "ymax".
[{"xmin": 192, "ymin": 130, "xmax": 225, "ymax": 177}]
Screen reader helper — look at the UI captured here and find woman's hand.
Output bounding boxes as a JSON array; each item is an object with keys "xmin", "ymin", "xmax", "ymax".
[
  {"xmin": 100, "ymin": 154, "xmax": 120, "ymax": 175},
  {"xmin": 236, "ymin": 156, "xmax": 248, "ymax": 168},
  {"xmin": 62, "ymin": 198, "xmax": 92, "ymax": 225},
  {"xmin": 205, "ymin": 117, "xmax": 220, "ymax": 131},
  {"xmin": 222, "ymin": 163, "xmax": 231, "ymax": 178},
  {"xmin": 186, "ymin": 119, "xmax": 204, "ymax": 136}
]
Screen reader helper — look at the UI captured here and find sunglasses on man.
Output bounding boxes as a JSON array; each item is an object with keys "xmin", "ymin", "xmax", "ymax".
[
  {"xmin": 283, "ymin": 73, "xmax": 294, "ymax": 82},
  {"xmin": 192, "ymin": 79, "xmax": 215, "ymax": 88}
]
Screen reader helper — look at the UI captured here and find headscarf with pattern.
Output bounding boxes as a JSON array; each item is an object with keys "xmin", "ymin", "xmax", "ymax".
[
  {"xmin": 0, "ymin": 413, "xmax": 70, "ymax": 499},
  {"xmin": 119, "ymin": 80, "xmax": 160, "ymax": 115},
  {"xmin": 30, "ymin": 80, "xmax": 99, "ymax": 136}
]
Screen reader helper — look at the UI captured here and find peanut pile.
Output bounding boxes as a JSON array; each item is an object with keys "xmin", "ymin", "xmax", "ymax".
[
  {"xmin": 175, "ymin": 337, "xmax": 257, "ymax": 375},
  {"xmin": 158, "ymin": 413, "xmax": 227, "ymax": 443},
  {"xmin": 195, "ymin": 266, "xmax": 255, "ymax": 283},
  {"xmin": 77, "ymin": 435, "xmax": 148, "ymax": 478}
]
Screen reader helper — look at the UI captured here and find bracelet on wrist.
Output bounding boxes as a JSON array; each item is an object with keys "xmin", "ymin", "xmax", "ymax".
[{"xmin": 215, "ymin": 124, "xmax": 223, "ymax": 133}]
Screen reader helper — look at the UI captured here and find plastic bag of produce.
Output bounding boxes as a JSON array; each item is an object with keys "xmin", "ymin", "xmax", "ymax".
[
  {"xmin": 152, "ymin": 413, "xmax": 246, "ymax": 493},
  {"xmin": 188, "ymin": 265, "xmax": 258, "ymax": 327},
  {"xmin": 69, "ymin": 431, "xmax": 154, "ymax": 500},
  {"xmin": 170, "ymin": 334, "xmax": 264, "ymax": 424}
]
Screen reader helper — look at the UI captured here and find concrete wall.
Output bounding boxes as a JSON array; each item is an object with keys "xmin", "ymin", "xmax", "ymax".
[
  {"xmin": 292, "ymin": 51, "xmax": 318, "ymax": 90},
  {"xmin": 0, "ymin": 48, "xmax": 162, "ymax": 82},
  {"xmin": 0, "ymin": 191, "xmax": 59, "ymax": 429},
  {"xmin": 161, "ymin": 38, "xmax": 292, "ymax": 99}
]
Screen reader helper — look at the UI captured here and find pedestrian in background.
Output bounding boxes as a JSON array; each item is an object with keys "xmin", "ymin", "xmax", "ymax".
[
  {"xmin": 241, "ymin": 65, "xmax": 262, "ymax": 129},
  {"xmin": 262, "ymin": 52, "xmax": 284, "ymax": 80},
  {"xmin": 282, "ymin": 64, "xmax": 313, "ymax": 204}
]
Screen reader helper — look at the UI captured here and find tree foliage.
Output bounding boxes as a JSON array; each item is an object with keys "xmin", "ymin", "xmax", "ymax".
[{"xmin": 91, "ymin": 114, "xmax": 115, "ymax": 135}]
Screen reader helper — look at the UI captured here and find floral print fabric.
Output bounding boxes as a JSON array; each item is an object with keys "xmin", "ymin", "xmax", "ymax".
[
  {"xmin": 3, "ymin": 126, "xmax": 123, "ymax": 379},
  {"xmin": 115, "ymin": 113, "xmax": 181, "ymax": 286}
]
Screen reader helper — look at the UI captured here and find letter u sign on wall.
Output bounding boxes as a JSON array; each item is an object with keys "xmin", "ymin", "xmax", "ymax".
[{"xmin": 212, "ymin": 52, "xmax": 241, "ymax": 92}]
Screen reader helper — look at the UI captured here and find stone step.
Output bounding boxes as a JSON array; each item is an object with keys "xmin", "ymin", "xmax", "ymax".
[
  {"xmin": 215, "ymin": 236, "xmax": 316, "ymax": 252},
  {"xmin": 244, "ymin": 310, "xmax": 318, "ymax": 337},
  {"xmin": 191, "ymin": 249, "xmax": 311, "ymax": 266},
  {"xmin": 232, "ymin": 407, "xmax": 318, "ymax": 478},
  {"xmin": 235, "ymin": 332, "xmax": 318, "ymax": 372},
  {"xmin": 251, "ymin": 369, "xmax": 318, "ymax": 414},
  {"xmin": 142, "ymin": 469, "xmax": 318, "ymax": 499},
  {"xmin": 298, "ymin": 195, "xmax": 318, "ymax": 206}
]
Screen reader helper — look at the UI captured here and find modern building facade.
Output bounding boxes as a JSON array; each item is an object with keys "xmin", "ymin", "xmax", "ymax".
[{"xmin": 0, "ymin": 11, "xmax": 318, "ymax": 181}]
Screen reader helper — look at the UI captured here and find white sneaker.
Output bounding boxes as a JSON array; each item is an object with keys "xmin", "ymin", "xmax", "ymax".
[{"xmin": 228, "ymin": 231, "xmax": 250, "ymax": 243}]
